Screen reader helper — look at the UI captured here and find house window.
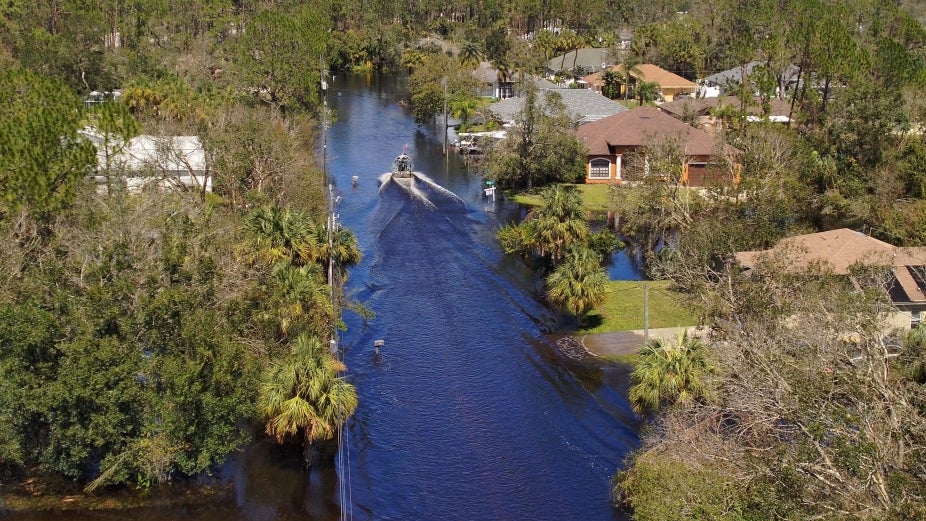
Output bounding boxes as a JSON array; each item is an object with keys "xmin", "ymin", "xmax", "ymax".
[
  {"xmin": 589, "ymin": 158, "xmax": 610, "ymax": 179},
  {"xmin": 498, "ymin": 82, "xmax": 514, "ymax": 99}
]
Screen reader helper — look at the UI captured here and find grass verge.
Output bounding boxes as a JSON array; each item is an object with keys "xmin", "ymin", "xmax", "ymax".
[
  {"xmin": 506, "ymin": 184, "xmax": 615, "ymax": 214},
  {"xmin": 579, "ymin": 280, "xmax": 699, "ymax": 334}
]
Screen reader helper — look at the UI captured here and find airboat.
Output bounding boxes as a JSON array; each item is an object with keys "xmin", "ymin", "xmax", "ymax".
[{"xmin": 390, "ymin": 151, "xmax": 416, "ymax": 183}]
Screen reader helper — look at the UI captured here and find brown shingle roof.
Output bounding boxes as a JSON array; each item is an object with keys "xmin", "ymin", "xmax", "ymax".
[
  {"xmin": 629, "ymin": 64, "xmax": 697, "ymax": 89},
  {"xmin": 735, "ymin": 228, "xmax": 926, "ymax": 275},
  {"xmin": 581, "ymin": 70, "xmax": 606, "ymax": 88},
  {"xmin": 659, "ymin": 96, "xmax": 792, "ymax": 118},
  {"xmin": 735, "ymin": 228, "xmax": 926, "ymax": 304},
  {"xmin": 575, "ymin": 106, "xmax": 724, "ymax": 156},
  {"xmin": 581, "ymin": 64, "xmax": 697, "ymax": 90},
  {"xmin": 894, "ymin": 267, "xmax": 926, "ymax": 302}
]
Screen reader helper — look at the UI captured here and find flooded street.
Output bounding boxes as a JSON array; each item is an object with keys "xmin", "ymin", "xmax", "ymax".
[
  {"xmin": 2, "ymin": 74, "xmax": 640, "ymax": 521},
  {"xmin": 328, "ymin": 74, "xmax": 639, "ymax": 521}
]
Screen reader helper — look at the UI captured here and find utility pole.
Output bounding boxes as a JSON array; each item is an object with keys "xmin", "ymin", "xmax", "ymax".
[
  {"xmin": 321, "ymin": 65, "xmax": 328, "ymax": 182},
  {"xmin": 328, "ymin": 184, "xmax": 337, "ymax": 349},
  {"xmin": 442, "ymin": 76, "xmax": 448, "ymax": 156},
  {"xmin": 320, "ymin": 64, "xmax": 337, "ymax": 357},
  {"xmin": 319, "ymin": 63, "xmax": 349, "ymax": 521}
]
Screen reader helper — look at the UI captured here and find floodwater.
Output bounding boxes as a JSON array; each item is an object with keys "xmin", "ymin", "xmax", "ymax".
[
  {"xmin": 327, "ymin": 74, "xmax": 639, "ymax": 521},
  {"xmin": 2, "ymin": 74, "xmax": 640, "ymax": 521}
]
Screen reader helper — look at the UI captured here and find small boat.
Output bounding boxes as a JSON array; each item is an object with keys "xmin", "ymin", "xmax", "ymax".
[{"xmin": 391, "ymin": 152, "xmax": 415, "ymax": 181}]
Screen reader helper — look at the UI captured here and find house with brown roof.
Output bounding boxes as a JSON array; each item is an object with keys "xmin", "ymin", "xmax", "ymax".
[
  {"xmin": 574, "ymin": 106, "xmax": 736, "ymax": 186},
  {"xmin": 735, "ymin": 229, "xmax": 926, "ymax": 328},
  {"xmin": 658, "ymin": 96, "xmax": 792, "ymax": 131},
  {"xmin": 582, "ymin": 64, "xmax": 697, "ymax": 101}
]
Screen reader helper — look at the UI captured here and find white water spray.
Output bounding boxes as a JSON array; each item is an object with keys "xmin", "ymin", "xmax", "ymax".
[{"xmin": 378, "ymin": 171, "xmax": 467, "ymax": 210}]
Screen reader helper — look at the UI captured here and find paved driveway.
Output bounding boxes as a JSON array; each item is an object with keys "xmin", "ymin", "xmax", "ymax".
[{"xmin": 579, "ymin": 326, "xmax": 701, "ymax": 357}]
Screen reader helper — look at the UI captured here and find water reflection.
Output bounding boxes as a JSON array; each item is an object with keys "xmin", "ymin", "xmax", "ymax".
[{"xmin": 607, "ymin": 246, "xmax": 645, "ymax": 281}]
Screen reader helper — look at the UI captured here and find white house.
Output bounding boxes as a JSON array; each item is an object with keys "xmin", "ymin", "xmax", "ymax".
[{"xmin": 80, "ymin": 127, "xmax": 212, "ymax": 194}]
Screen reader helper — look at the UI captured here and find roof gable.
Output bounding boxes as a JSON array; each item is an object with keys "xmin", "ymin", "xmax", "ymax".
[
  {"xmin": 616, "ymin": 64, "xmax": 696, "ymax": 89},
  {"xmin": 735, "ymin": 228, "xmax": 926, "ymax": 304},
  {"xmin": 575, "ymin": 106, "xmax": 721, "ymax": 156},
  {"xmin": 582, "ymin": 64, "xmax": 697, "ymax": 90},
  {"xmin": 735, "ymin": 229, "xmax": 926, "ymax": 275}
]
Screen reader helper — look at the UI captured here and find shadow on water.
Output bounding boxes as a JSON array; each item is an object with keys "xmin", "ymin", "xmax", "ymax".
[{"xmin": 4, "ymin": 73, "xmax": 640, "ymax": 521}]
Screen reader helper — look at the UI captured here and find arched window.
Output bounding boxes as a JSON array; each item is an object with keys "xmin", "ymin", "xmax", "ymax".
[{"xmin": 589, "ymin": 158, "xmax": 610, "ymax": 179}]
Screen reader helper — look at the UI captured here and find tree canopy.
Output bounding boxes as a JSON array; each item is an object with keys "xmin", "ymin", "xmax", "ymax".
[{"xmin": 0, "ymin": 68, "xmax": 96, "ymax": 222}]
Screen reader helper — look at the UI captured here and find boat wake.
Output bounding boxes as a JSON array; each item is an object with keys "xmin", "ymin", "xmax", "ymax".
[{"xmin": 378, "ymin": 171, "xmax": 468, "ymax": 212}]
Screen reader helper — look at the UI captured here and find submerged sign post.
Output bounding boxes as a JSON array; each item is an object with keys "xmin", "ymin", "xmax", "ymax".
[{"xmin": 483, "ymin": 180, "xmax": 496, "ymax": 202}]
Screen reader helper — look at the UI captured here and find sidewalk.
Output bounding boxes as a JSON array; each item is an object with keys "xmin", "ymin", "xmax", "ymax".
[{"xmin": 579, "ymin": 326, "xmax": 699, "ymax": 357}]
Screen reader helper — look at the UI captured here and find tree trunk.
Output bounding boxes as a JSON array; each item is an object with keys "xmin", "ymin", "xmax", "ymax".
[{"xmin": 302, "ymin": 432, "xmax": 314, "ymax": 471}]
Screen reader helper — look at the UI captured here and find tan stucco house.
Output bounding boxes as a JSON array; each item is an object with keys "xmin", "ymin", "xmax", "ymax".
[
  {"xmin": 735, "ymin": 229, "xmax": 926, "ymax": 329},
  {"xmin": 574, "ymin": 106, "xmax": 735, "ymax": 186},
  {"xmin": 582, "ymin": 63, "xmax": 697, "ymax": 101}
]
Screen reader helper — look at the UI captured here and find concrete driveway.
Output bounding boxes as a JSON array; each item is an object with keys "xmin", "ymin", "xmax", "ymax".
[{"xmin": 579, "ymin": 326, "xmax": 701, "ymax": 357}]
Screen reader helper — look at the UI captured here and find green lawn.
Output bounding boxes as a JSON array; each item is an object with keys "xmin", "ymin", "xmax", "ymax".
[
  {"xmin": 507, "ymin": 183, "xmax": 614, "ymax": 213},
  {"xmin": 505, "ymin": 185, "xmax": 700, "ymax": 334},
  {"xmin": 580, "ymin": 280, "xmax": 699, "ymax": 334},
  {"xmin": 508, "ymin": 190, "xmax": 544, "ymax": 207},
  {"xmin": 573, "ymin": 183, "xmax": 613, "ymax": 213}
]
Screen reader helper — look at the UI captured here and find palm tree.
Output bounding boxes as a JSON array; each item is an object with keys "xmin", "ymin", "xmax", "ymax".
[
  {"xmin": 596, "ymin": 30, "xmax": 618, "ymax": 50},
  {"xmin": 247, "ymin": 205, "xmax": 321, "ymax": 267},
  {"xmin": 263, "ymin": 263, "xmax": 332, "ymax": 340},
  {"xmin": 311, "ymin": 224, "xmax": 362, "ymax": 281},
  {"xmin": 496, "ymin": 221, "xmax": 537, "ymax": 257},
  {"xmin": 601, "ymin": 70, "xmax": 622, "ymax": 99},
  {"xmin": 546, "ymin": 247, "xmax": 609, "ymax": 326},
  {"xmin": 534, "ymin": 30, "xmax": 558, "ymax": 62},
  {"xmin": 628, "ymin": 331, "xmax": 712, "ymax": 415},
  {"xmin": 492, "ymin": 57, "xmax": 512, "ymax": 98},
  {"xmin": 532, "ymin": 185, "xmax": 590, "ymax": 262},
  {"xmin": 532, "ymin": 215, "xmax": 590, "ymax": 263},
  {"xmin": 258, "ymin": 334, "xmax": 358, "ymax": 467},
  {"xmin": 493, "ymin": 56, "xmax": 511, "ymax": 83},
  {"xmin": 574, "ymin": 33, "xmax": 597, "ymax": 69},
  {"xmin": 493, "ymin": 185, "xmax": 590, "ymax": 262},
  {"xmin": 557, "ymin": 30, "xmax": 581, "ymax": 71},
  {"xmin": 536, "ymin": 183, "xmax": 585, "ymax": 222},
  {"xmin": 458, "ymin": 41, "xmax": 483, "ymax": 68},
  {"xmin": 618, "ymin": 54, "xmax": 643, "ymax": 100},
  {"xmin": 635, "ymin": 80, "xmax": 660, "ymax": 105}
]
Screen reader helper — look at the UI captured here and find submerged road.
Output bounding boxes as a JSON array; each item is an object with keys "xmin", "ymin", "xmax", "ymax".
[{"xmin": 327, "ymin": 73, "xmax": 640, "ymax": 521}]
